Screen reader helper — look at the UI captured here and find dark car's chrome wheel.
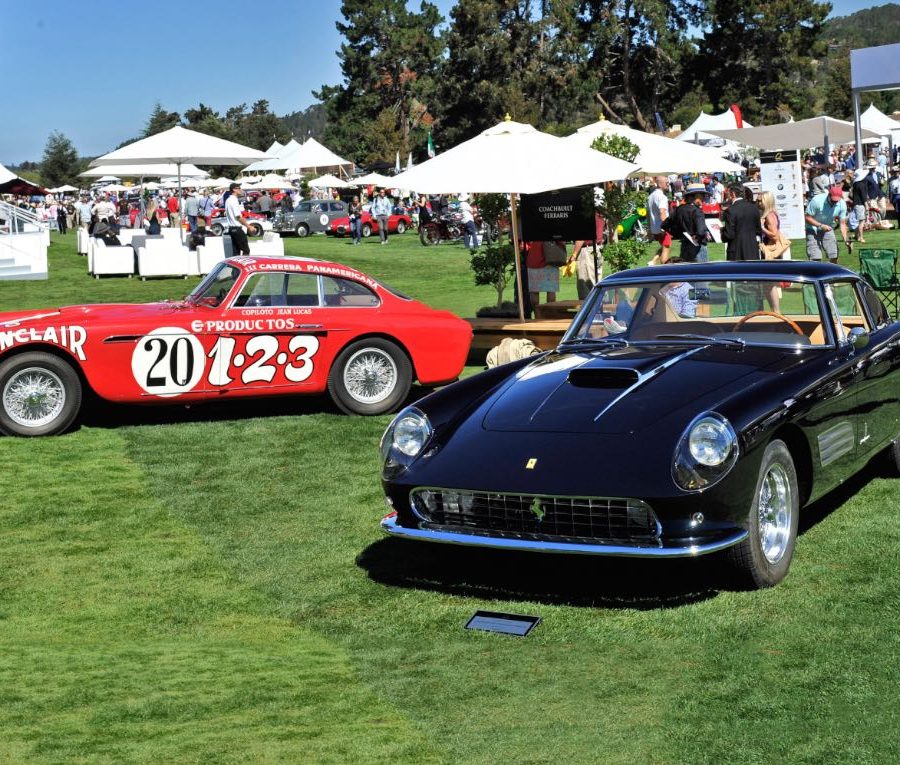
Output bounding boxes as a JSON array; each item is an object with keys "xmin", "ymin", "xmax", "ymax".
[
  {"xmin": 396, "ymin": 220, "xmax": 407, "ymax": 235},
  {"xmin": 727, "ymin": 439, "xmax": 799, "ymax": 588},
  {"xmin": 328, "ymin": 339, "xmax": 411, "ymax": 415},
  {"xmin": 0, "ymin": 352, "xmax": 82, "ymax": 437},
  {"xmin": 361, "ymin": 223, "xmax": 372, "ymax": 238}
]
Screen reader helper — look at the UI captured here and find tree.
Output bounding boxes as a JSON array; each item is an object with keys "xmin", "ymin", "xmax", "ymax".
[
  {"xmin": 40, "ymin": 131, "xmax": 81, "ymax": 187},
  {"xmin": 316, "ymin": 0, "xmax": 444, "ymax": 165},
  {"xmin": 590, "ymin": 133, "xmax": 642, "ymax": 242},
  {"xmin": 695, "ymin": 0, "xmax": 830, "ymax": 124},
  {"xmin": 144, "ymin": 102, "xmax": 181, "ymax": 136}
]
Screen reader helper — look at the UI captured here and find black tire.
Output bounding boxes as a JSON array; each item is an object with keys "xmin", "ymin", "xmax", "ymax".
[
  {"xmin": 396, "ymin": 220, "xmax": 407, "ymax": 235},
  {"xmin": 0, "ymin": 352, "xmax": 82, "ymax": 437},
  {"xmin": 327, "ymin": 338, "xmax": 412, "ymax": 415},
  {"xmin": 726, "ymin": 439, "xmax": 799, "ymax": 588},
  {"xmin": 209, "ymin": 222, "xmax": 223, "ymax": 236},
  {"xmin": 361, "ymin": 223, "xmax": 372, "ymax": 238},
  {"xmin": 247, "ymin": 222, "xmax": 262, "ymax": 237},
  {"xmin": 419, "ymin": 223, "xmax": 440, "ymax": 246},
  {"xmin": 295, "ymin": 223, "xmax": 309, "ymax": 238}
]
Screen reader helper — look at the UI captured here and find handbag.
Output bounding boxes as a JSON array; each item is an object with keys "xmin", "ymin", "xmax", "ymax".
[
  {"xmin": 543, "ymin": 240, "xmax": 568, "ymax": 266},
  {"xmin": 761, "ymin": 229, "xmax": 791, "ymax": 260}
]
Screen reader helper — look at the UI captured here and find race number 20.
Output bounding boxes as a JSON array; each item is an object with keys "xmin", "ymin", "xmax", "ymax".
[{"xmin": 131, "ymin": 327, "xmax": 206, "ymax": 397}]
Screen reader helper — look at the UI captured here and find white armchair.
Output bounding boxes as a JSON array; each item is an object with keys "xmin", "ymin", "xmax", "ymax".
[
  {"xmin": 195, "ymin": 236, "xmax": 233, "ymax": 275},
  {"xmin": 136, "ymin": 238, "xmax": 194, "ymax": 280},
  {"xmin": 249, "ymin": 232, "xmax": 284, "ymax": 257},
  {"xmin": 91, "ymin": 240, "xmax": 135, "ymax": 278}
]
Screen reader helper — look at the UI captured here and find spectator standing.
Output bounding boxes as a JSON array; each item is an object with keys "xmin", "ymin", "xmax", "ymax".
[
  {"xmin": 647, "ymin": 175, "xmax": 671, "ymax": 264},
  {"xmin": 348, "ymin": 196, "xmax": 363, "ymax": 245},
  {"xmin": 56, "ymin": 201, "xmax": 68, "ymax": 234},
  {"xmin": 805, "ymin": 186, "xmax": 850, "ymax": 263},
  {"xmin": 851, "ymin": 168, "xmax": 870, "ymax": 244},
  {"xmin": 197, "ymin": 190, "xmax": 214, "ymax": 231},
  {"xmin": 889, "ymin": 166, "xmax": 900, "ymax": 224},
  {"xmin": 184, "ymin": 190, "xmax": 200, "ymax": 233},
  {"xmin": 225, "ymin": 182, "xmax": 251, "ymax": 255},
  {"xmin": 144, "ymin": 200, "xmax": 162, "ymax": 235},
  {"xmin": 458, "ymin": 193, "xmax": 478, "ymax": 251},
  {"xmin": 166, "ymin": 193, "xmax": 180, "ymax": 228},
  {"xmin": 258, "ymin": 191, "xmax": 272, "ymax": 219},
  {"xmin": 722, "ymin": 183, "xmax": 762, "ymax": 261},
  {"xmin": 811, "ymin": 164, "xmax": 835, "ymax": 195},
  {"xmin": 371, "ymin": 188, "xmax": 393, "ymax": 245},
  {"xmin": 670, "ymin": 183, "xmax": 711, "ymax": 262},
  {"xmin": 92, "ymin": 194, "xmax": 116, "ymax": 225},
  {"xmin": 77, "ymin": 196, "xmax": 93, "ymax": 230},
  {"xmin": 525, "ymin": 241, "xmax": 560, "ymax": 312}
]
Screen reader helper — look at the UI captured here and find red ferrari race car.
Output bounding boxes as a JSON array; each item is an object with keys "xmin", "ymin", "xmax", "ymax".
[
  {"xmin": 328, "ymin": 211, "xmax": 412, "ymax": 238},
  {"xmin": 0, "ymin": 256, "xmax": 472, "ymax": 436}
]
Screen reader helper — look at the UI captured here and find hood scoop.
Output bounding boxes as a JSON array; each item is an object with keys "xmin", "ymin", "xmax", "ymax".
[{"xmin": 567, "ymin": 367, "xmax": 639, "ymax": 389}]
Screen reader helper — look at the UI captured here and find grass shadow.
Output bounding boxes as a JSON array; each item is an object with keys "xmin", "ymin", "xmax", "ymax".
[{"xmin": 357, "ymin": 537, "xmax": 723, "ymax": 610}]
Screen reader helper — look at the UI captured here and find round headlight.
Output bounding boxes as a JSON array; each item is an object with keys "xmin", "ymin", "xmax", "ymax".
[
  {"xmin": 393, "ymin": 410, "xmax": 432, "ymax": 458},
  {"xmin": 688, "ymin": 416, "xmax": 735, "ymax": 466}
]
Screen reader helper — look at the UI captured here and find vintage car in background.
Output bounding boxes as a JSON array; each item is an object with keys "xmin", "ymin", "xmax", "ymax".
[
  {"xmin": 272, "ymin": 200, "xmax": 349, "ymax": 237},
  {"xmin": 328, "ymin": 211, "xmax": 412, "ymax": 238},
  {"xmin": 0, "ymin": 256, "xmax": 472, "ymax": 436},
  {"xmin": 380, "ymin": 261, "xmax": 900, "ymax": 588},
  {"xmin": 207, "ymin": 208, "xmax": 271, "ymax": 237}
]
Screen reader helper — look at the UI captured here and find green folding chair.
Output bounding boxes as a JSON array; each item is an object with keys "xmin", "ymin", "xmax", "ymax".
[{"xmin": 859, "ymin": 248, "xmax": 900, "ymax": 319}]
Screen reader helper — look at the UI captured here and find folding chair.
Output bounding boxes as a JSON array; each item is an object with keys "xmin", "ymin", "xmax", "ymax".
[{"xmin": 859, "ymin": 248, "xmax": 900, "ymax": 319}]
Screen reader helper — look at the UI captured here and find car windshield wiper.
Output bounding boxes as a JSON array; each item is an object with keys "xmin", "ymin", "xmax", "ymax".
[
  {"xmin": 559, "ymin": 336, "xmax": 630, "ymax": 349},
  {"xmin": 651, "ymin": 333, "xmax": 746, "ymax": 348}
]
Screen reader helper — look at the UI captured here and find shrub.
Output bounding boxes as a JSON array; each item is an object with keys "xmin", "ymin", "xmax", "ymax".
[
  {"xmin": 471, "ymin": 240, "xmax": 516, "ymax": 309},
  {"xmin": 603, "ymin": 238, "xmax": 647, "ymax": 274}
]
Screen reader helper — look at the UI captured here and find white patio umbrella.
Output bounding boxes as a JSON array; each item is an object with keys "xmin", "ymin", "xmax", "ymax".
[
  {"xmin": 353, "ymin": 172, "xmax": 393, "ymax": 187},
  {"xmin": 210, "ymin": 176, "xmax": 233, "ymax": 188},
  {"xmin": 254, "ymin": 173, "xmax": 294, "ymax": 190},
  {"xmin": 309, "ymin": 173, "xmax": 350, "ymax": 189},
  {"xmin": 80, "ymin": 162, "xmax": 209, "ymax": 179},
  {"xmin": 54, "ymin": 184, "xmax": 78, "ymax": 193},
  {"xmin": 101, "ymin": 183, "xmax": 129, "ymax": 192},
  {"xmin": 389, "ymin": 118, "xmax": 639, "ymax": 319},
  {"xmin": 567, "ymin": 118, "xmax": 744, "ymax": 175},
  {"xmin": 90, "ymin": 126, "xmax": 266, "ymax": 238}
]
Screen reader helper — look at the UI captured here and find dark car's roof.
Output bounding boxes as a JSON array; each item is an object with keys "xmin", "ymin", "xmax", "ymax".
[{"xmin": 606, "ymin": 260, "xmax": 857, "ymax": 282}]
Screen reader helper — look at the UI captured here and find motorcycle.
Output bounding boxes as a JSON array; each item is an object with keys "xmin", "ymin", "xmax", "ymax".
[{"xmin": 419, "ymin": 209, "xmax": 497, "ymax": 246}]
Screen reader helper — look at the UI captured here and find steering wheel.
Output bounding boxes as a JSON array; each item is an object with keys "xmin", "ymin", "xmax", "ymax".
[{"xmin": 733, "ymin": 310, "xmax": 804, "ymax": 335}]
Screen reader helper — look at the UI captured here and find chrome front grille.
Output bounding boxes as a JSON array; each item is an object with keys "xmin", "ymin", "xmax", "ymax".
[{"xmin": 410, "ymin": 489, "xmax": 660, "ymax": 546}]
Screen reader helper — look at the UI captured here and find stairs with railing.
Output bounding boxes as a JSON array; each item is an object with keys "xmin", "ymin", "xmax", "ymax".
[{"xmin": 0, "ymin": 200, "xmax": 49, "ymax": 280}]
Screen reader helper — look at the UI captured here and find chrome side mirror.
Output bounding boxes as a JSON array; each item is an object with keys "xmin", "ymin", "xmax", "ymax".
[{"xmin": 848, "ymin": 326, "xmax": 869, "ymax": 350}]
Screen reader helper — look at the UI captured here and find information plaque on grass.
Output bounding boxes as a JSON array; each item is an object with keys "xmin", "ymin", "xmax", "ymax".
[{"xmin": 465, "ymin": 610, "xmax": 541, "ymax": 637}]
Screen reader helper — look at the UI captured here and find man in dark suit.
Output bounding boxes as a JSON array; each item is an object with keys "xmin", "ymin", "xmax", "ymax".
[{"xmin": 722, "ymin": 183, "xmax": 762, "ymax": 260}]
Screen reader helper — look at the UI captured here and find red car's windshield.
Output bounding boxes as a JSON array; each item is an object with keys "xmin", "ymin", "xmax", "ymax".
[{"xmin": 187, "ymin": 263, "xmax": 241, "ymax": 307}]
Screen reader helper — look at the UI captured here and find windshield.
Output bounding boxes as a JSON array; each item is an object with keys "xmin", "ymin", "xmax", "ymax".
[
  {"xmin": 187, "ymin": 263, "xmax": 241, "ymax": 307},
  {"xmin": 565, "ymin": 278, "xmax": 830, "ymax": 348}
]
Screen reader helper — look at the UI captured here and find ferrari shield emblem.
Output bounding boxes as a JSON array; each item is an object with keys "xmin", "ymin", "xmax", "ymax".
[
  {"xmin": 529, "ymin": 497, "xmax": 545, "ymax": 521},
  {"xmin": 525, "ymin": 458, "xmax": 538, "ymax": 470}
]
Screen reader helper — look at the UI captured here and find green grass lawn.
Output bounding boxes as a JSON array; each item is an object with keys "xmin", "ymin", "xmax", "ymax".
[{"xmin": 1, "ymin": 229, "xmax": 899, "ymax": 763}]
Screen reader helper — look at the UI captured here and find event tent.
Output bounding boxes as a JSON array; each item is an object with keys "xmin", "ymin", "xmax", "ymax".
[
  {"xmin": 252, "ymin": 174, "xmax": 295, "ymax": 190},
  {"xmin": 389, "ymin": 118, "xmax": 638, "ymax": 320},
  {"xmin": 860, "ymin": 104, "xmax": 900, "ymax": 140},
  {"xmin": 567, "ymin": 119, "xmax": 743, "ymax": 174},
  {"xmin": 260, "ymin": 138, "xmax": 354, "ymax": 176},
  {"xmin": 243, "ymin": 139, "xmax": 303, "ymax": 172},
  {"xmin": 0, "ymin": 162, "xmax": 46, "ymax": 195},
  {"xmin": 265, "ymin": 140, "xmax": 284, "ymax": 156},
  {"xmin": 708, "ymin": 116, "xmax": 882, "ymax": 151},
  {"xmin": 81, "ymin": 163, "xmax": 209, "ymax": 179},
  {"xmin": 677, "ymin": 109, "xmax": 753, "ymax": 146},
  {"xmin": 352, "ymin": 172, "xmax": 394, "ymax": 187}
]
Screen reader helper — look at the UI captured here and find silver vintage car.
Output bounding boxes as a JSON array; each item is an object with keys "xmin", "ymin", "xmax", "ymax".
[{"xmin": 272, "ymin": 200, "xmax": 348, "ymax": 237}]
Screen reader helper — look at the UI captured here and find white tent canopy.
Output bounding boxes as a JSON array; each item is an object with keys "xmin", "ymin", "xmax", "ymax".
[
  {"xmin": 0, "ymin": 163, "xmax": 15, "ymax": 184},
  {"xmin": 260, "ymin": 137, "xmax": 354, "ymax": 174},
  {"xmin": 860, "ymin": 104, "xmax": 900, "ymax": 138},
  {"xmin": 265, "ymin": 140, "xmax": 284, "ymax": 156},
  {"xmin": 53, "ymin": 183, "xmax": 79, "ymax": 192},
  {"xmin": 309, "ymin": 173, "xmax": 350, "ymax": 188},
  {"xmin": 244, "ymin": 138, "xmax": 303, "ymax": 172},
  {"xmin": 677, "ymin": 109, "xmax": 753, "ymax": 146},
  {"xmin": 252, "ymin": 173, "xmax": 295, "ymax": 190},
  {"xmin": 708, "ymin": 116, "xmax": 882, "ymax": 151},
  {"xmin": 568, "ymin": 119, "xmax": 744, "ymax": 175},
  {"xmin": 81, "ymin": 162, "xmax": 209, "ymax": 179},
  {"xmin": 209, "ymin": 176, "xmax": 233, "ymax": 188}
]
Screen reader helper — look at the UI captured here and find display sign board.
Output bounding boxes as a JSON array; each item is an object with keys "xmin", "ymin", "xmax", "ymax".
[
  {"xmin": 465, "ymin": 610, "xmax": 541, "ymax": 637},
  {"xmin": 851, "ymin": 43, "xmax": 900, "ymax": 92},
  {"xmin": 520, "ymin": 188, "xmax": 595, "ymax": 241},
  {"xmin": 759, "ymin": 149, "xmax": 805, "ymax": 243}
]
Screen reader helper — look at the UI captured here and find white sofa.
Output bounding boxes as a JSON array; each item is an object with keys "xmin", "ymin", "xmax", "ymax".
[
  {"xmin": 195, "ymin": 236, "xmax": 234, "ymax": 275},
  {"xmin": 136, "ymin": 238, "xmax": 194, "ymax": 280},
  {"xmin": 249, "ymin": 232, "xmax": 284, "ymax": 257},
  {"xmin": 91, "ymin": 240, "xmax": 135, "ymax": 278}
]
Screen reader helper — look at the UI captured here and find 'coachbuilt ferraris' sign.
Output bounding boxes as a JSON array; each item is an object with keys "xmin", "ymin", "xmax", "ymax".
[{"xmin": 520, "ymin": 187, "xmax": 596, "ymax": 241}]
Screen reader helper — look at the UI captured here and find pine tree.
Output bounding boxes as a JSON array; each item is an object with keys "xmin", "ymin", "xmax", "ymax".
[
  {"xmin": 696, "ymin": 0, "xmax": 830, "ymax": 123},
  {"xmin": 315, "ymin": 0, "xmax": 444, "ymax": 165},
  {"xmin": 143, "ymin": 102, "xmax": 181, "ymax": 136},
  {"xmin": 40, "ymin": 131, "xmax": 81, "ymax": 187}
]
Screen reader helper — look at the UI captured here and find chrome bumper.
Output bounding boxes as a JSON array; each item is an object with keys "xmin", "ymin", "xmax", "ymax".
[{"xmin": 380, "ymin": 513, "xmax": 747, "ymax": 558}]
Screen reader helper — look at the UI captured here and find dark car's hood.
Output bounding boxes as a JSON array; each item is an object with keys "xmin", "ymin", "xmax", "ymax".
[{"xmin": 482, "ymin": 344, "xmax": 805, "ymax": 434}]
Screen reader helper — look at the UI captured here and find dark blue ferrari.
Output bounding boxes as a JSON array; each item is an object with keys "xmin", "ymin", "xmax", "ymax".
[{"xmin": 379, "ymin": 261, "xmax": 900, "ymax": 588}]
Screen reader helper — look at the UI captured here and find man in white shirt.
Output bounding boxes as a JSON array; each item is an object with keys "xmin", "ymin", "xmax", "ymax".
[
  {"xmin": 224, "ymin": 182, "xmax": 251, "ymax": 255},
  {"xmin": 92, "ymin": 194, "xmax": 116, "ymax": 225},
  {"xmin": 458, "ymin": 193, "xmax": 478, "ymax": 251},
  {"xmin": 647, "ymin": 176, "xmax": 671, "ymax": 264}
]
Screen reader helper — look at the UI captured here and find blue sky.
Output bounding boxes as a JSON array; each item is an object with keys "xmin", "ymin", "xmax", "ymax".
[{"xmin": 0, "ymin": 0, "xmax": 879, "ymax": 164}]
